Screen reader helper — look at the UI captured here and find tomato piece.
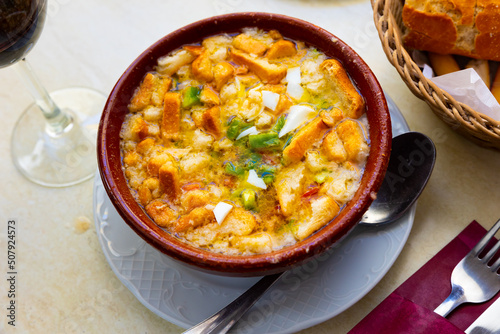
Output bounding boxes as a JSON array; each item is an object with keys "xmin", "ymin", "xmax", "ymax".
[
  {"xmin": 301, "ymin": 186, "xmax": 320, "ymax": 198},
  {"xmin": 181, "ymin": 182, "xmax": 203, "ymax": 191}
]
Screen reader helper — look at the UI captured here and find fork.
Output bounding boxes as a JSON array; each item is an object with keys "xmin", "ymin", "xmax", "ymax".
[{"xmin": 434, "ymin": 219, "xmax": 500, "ymax": 317}]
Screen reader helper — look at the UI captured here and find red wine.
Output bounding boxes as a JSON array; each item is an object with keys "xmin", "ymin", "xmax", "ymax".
[{"xmin": 0, "ymin": 0, "xmax": 46, "ymax": 68}]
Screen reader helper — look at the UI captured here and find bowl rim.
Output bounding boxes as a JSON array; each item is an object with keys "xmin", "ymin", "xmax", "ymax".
[{"xmin": 97, "ymin": 12, "xmax": 392, "ymax": 276}]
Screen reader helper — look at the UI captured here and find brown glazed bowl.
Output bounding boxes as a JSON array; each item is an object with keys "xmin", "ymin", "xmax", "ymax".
[{"xmin": 97, "ymin": 12, "xmax": 392, "ymax": 277}]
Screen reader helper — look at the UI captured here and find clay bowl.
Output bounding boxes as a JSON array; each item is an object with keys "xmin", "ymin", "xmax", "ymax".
[{"xmin": 97, "ymin": 12, "xmax": 392, "ymax": 277}]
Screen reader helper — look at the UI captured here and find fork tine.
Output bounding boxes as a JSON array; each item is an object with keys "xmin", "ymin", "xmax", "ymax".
[
  {"xmin": 472, "ymin": 219, "xmax": 500, "ymax": 256},
  {"xmin": 491, "ymin": 256, "xmax": 500, "ymax": 273},
  {"xmin": 481, "ymin": 239, "xmax": 500, "ymax": 264}
]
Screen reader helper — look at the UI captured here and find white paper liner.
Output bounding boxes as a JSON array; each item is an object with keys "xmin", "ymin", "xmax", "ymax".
[
  {"xmin": 413, "ymin": 50, "xmax": 500, "ymax": 121},
  {"xmin": 430, "ymin": 68, "xmax": 500, "ymax": 121}
]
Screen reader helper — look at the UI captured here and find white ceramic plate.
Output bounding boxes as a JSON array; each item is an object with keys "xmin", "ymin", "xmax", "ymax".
[{"xmin": 93, "ymin": 93, "xmax": 413, "ymax": 333}]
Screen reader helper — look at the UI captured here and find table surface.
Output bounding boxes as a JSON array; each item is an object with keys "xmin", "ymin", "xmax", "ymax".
[{"xmin": 1, "ymin": 0, "xmax": 500, "ymax": 333}]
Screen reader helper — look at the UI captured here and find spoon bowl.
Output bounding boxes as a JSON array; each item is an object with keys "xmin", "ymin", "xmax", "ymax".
[
  {"xmin": 359, "ymin": 131, "xmax": 436, "ymax": 226},
  {"xmin": 183, "ymin": 131, "xmax": 436, "ymax": 334}
]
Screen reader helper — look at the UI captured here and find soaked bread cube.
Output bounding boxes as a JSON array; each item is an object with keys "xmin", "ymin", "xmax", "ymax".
[
  {"xmin": 336, "ymin": 120, "xmax": 369, "ymax": 163},
  {"xmin": 232, "ymin": 233, "xmax": 272, "ymax": 254},
  {"xmin": 232, "ymin": 33, "xmax": 268, "ymax": 56},
  {"xmin": 138, "ymin": 177, "xmax": 160, "ymax": 206},
  {"xmin": 123, "ymin": 151, "xmax": 141, "ymax": 167},
  {"xmin": 320, "ymin": 59, "xmax": 365, "ymax": 119},
  {"xmin": 145, "ymin": 200, "xmax": 176, "ymax": 228},
  {"xmin": 157, "ymin": 49, "xmax": 195, "ymax": 76},
  {"xmin": 174, "ymin": 207, "xmax": 214, "ymax": 233},
  {"xmin": 283, "ymin": 118, "xmax": 329, "ymax": 164},
  {"xmin": 159, "ymin": 161, "xmax": 180, "ymax": 202},
  {"xmin": 129, "ymin": 73, "xmax": 172, "ymax": 112},
  {"xmin": 129, "ymin": 73, "xmax": 156, "ymax": 112},
  {"xmin": 201, "ymin": 106, "xmax": 222, "ymax": 138},
  {"xmin": 180, "ymin": 152, "xmax": 211, "ymax": 175},
  {"xmin": 213, "ymin": 62, "xmax": 234, "ymax": 91},
  {"xmin": 200, "ymin": 86, "xmax": 220, "ymax": 105},
  {"xmin": 123, "ymin": 116, "xmax": 151, "ymax": 142},
  {"xmin": 267, "ymin": 40, "xmax": 297, "ymax": 60},
  {"xmin": 320, "ymin": 107, "xmax": 344, "ymax": 127},
  {"xmin": 274, "ymin": 94, "xmax": 293, "ymax": 115},
  {"xmin": 191, "ymin": 128, "xmax": 214, "ymax": 150},
  {"xmin": 136, "ymin": 138, "xmax": 156, "ymax": 155},
  {"xmin": 143, "ymin": 106, "xmax": 163, "ymax": 122},
  {"xmin": 322, "ymin": 130, "xmax": 347, "ymax": 162},
  {"xmin": 231, "ymin": 49, "xmax": 287, "ymax": 84},
  {"xmin": 275, "ymin": 163, "xmax": 306, "ymax": 217},
  {"xmin": 162, "ymin": 92, "xmax": 181, "ymax": 141},
  {"xmin": 218, "ymin": 208, "xmax": 256, "ymax": 236},
  {"xmin": 192, "ymin": 50, "xmax": 214, "ymax": 82},
  {"xmin": 147, "ymin": 153, "xmax": 173, "ymax": 177},
  {"xmin": 294, "ymin": 195, "xmax": 340, "ymax": 240},
  {"xmin": 183, "ymin": 45, "xmax": 204, "ymax": 57},
  {"xmin": 181, "ymin": 189, "xmax": 215, "ymax": 212}
]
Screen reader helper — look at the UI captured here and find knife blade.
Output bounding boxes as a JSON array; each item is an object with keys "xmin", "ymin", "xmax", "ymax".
[{"xmin": 465, "ymin": 297, "xmax": 500, "ymax": 334}]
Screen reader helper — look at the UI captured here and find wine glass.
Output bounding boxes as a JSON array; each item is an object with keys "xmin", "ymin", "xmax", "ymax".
[{"xmin": 1, "ymin": 0, "xmax": 106, "ymax": 187}]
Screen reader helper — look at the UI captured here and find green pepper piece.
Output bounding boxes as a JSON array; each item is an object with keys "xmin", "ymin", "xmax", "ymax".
[
  {"xmin": 272, "ymin": 115, "xmax": 286, "ymax": 133},
  {"xmin": 227, "ymin": 118, "xmax": 254, "ymax": 140},
  {"xmin": 248, "ymin": 132, "xmax": 280, "ymax": 149},
  {"xmin": 182, "ymin": 86, "xmax": 201, "ymax": 108},
  {"xmin": 241, "ymin": 189, "xmax": 257, "ymax": 210},
  {"xmin": 224, "ymin": 162, "xmax": 244, "ymax": 177},
  {"xmin": 226, "ymin": 118, "xmax": 242, "ymax": 140}
]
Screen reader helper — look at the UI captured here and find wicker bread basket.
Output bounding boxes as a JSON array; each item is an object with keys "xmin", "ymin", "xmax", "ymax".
[{"xmin": 372, "ymin": 0, "xmax": 500, "ymax": 149}]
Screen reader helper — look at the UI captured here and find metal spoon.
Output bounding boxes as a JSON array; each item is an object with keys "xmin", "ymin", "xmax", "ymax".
[
  {"xmin": 359, "ymin": 131, "xmax": 436, "ymax": 226},
  {"xmin": 183, "ymin": 131, "xmax": 436, "ymax": 334}
]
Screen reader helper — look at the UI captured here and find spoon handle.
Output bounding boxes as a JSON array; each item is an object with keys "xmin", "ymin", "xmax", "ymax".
[{"xmin": 182, "ymin": 272, "xmax": 283, "ymax": 334}]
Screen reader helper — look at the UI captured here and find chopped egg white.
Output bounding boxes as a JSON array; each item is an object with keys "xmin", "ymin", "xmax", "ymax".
[
  {"xmin": 286, "ymin": 67, "xmax": 304, "ymax": 100},
  {"xmin": 247, "ymin": 169, "xmax": 267, "ymax": 189},
  {"xmin": 236, "ymin": 126, "xmax": 259, "ymax": 140},
  {"xmin": 261, "ymin": 90, "xmax": 280, "ymax": 111},
  {"xmin": 213, "ymin": 202, "xmax": 233, "ymax": 224},
  {"xmin": 278, "ymin": 105, "xmax": 317, "ymax": 138}
]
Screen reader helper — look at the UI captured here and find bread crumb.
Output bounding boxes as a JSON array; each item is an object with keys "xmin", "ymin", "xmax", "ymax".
[{"xmin": 74, "ymin": 216, "xmax": 91, "ymax": 234}]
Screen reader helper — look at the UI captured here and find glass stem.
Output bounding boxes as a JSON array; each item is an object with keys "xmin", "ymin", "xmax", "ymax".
[{"xmin": 15, "ymin": 58, "xmax": 73, "ymax": 136}]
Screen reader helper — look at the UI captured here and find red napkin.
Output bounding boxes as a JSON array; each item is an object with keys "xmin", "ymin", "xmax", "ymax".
[{"xmin": 349, "ymin": 221, "xmax": 500, "ymax": 334}]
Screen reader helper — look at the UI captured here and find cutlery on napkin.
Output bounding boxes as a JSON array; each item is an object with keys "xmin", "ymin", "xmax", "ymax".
[{"xmin": 349, "ymin": 221, "xmax": 500, "ymax": 334}]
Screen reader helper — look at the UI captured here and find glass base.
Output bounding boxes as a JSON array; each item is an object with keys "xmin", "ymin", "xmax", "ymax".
[{"xmin": 11, "ymin": 87, "xmax": 106, "ymax": 187}]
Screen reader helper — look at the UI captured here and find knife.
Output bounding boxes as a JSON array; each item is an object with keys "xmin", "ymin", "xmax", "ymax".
[{"xmin": 465, "ymin": 297, "xmax": 500, "ymax": 334}]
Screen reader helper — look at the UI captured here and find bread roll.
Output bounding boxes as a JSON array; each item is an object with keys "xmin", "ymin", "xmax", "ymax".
[
  {"xmin": 402, "ymin": 0, "xmax": 500, "ymax": 61},
  {"xmin": 491, "ymin": 67, "xmax": 500, "ymax": 103},
  {"xmin": 428, "ymin": 52, "xmax": 460, "ymax": 76}
]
